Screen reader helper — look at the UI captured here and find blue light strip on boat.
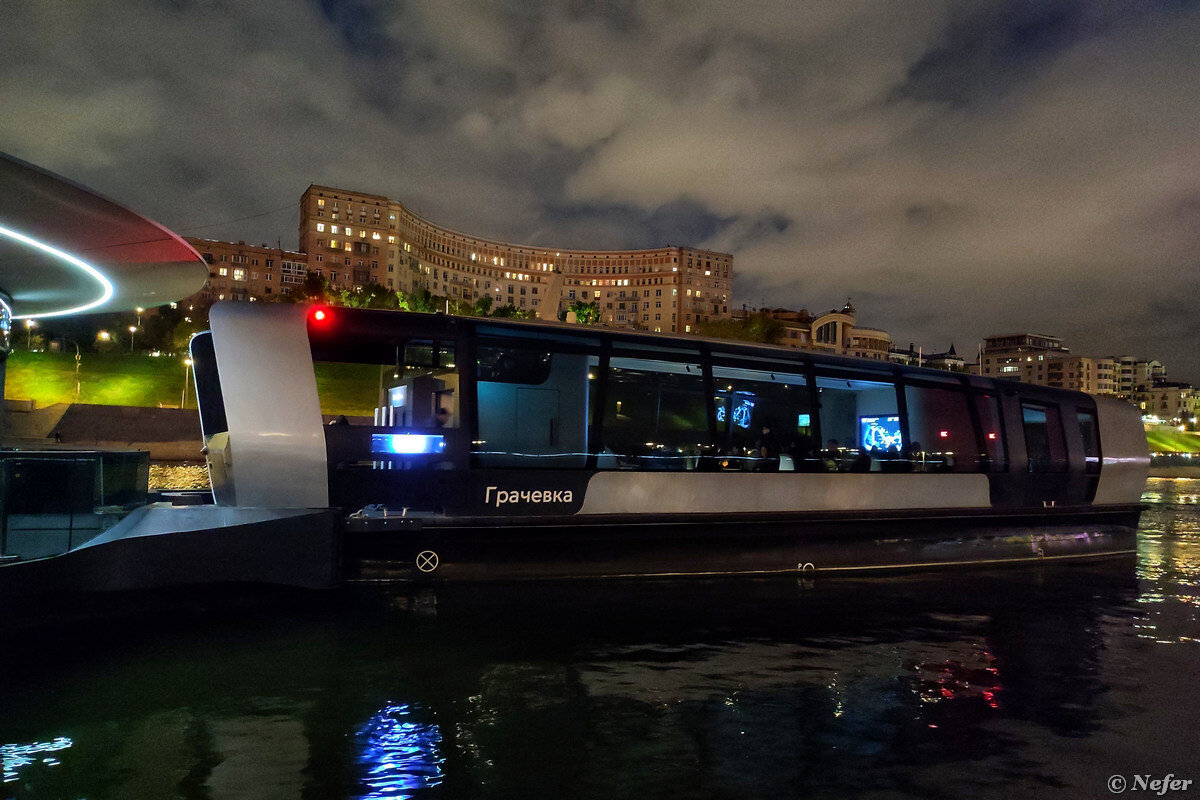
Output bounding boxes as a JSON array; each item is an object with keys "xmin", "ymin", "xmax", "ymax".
[{"xmin": 371, "ymin": 433, "xmax": 446, "ymax": 455}]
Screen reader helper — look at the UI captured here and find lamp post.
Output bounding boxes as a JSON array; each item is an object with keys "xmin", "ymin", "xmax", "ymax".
[
  {"xmin": 135, "ymin": 306, "xmax": 144, "ymax": 327},
  {"xmin": 24, "ymin": 319, "xmax": 36, "ymax": 350},
  {"xmin": 128, "ymin": 325, "xmax": 137, "ymax": 355},
  {"xmin": 181, "ymin": 357, "xmax": 193, "ymax": 409}
]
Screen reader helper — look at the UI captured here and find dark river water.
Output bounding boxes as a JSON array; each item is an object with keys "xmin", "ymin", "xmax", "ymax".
[{"xmin": 3, "ymin": 478, "xmax": 1198, "ymax": 799}]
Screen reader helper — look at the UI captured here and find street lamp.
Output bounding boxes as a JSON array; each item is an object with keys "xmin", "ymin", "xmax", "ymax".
[
  {"xmin": 135, "ymin": 306, "xmax": 145, "ymax": 327},
  {"xmin": 128, "ymin": 325, "xmax": 137, "ymax": 355},
  {"xmin": 24, "ymin": 319, "xmax": 36, "ymax": 350},
  {"xmin": 181, "ymin": 357, "xmax": 193, "ymax": 409}
]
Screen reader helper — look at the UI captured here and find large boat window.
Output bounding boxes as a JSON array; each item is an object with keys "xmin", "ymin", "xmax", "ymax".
[
  {"xmin": 815, "ymin": 373, "xmax": 900, "ymax": 472},
  {"xmin": 600, "ymin": 357, "xmax": 709, "ymax": 470},
  {"xmin": 1022, "ymin": 402, "xmax": 1068, "ymax": 473},
  {"xmin": 381, "ymin": 340, "xmax": 460, "ymax": 428},
  {"xmin": 474, "ymin": 339, "xmax": 591, "ymax": 468},
  {"xmin": 974, "ymin": 393, "xmax": 1009, "ymax": 472},
  {"xmin": 1077, "ymin": 408, "xmax": 1101, "ymax": 475},
  {"xmin": 712, "ymin": 365, "xmax": 814, "ymax": 471},
  {"xmin": 904, "ymin": 385, "xmax": 981, "ymax": 472},
  {"xmin": 313, "ymin": 361, "xmax": 388, "ymax": 420}
]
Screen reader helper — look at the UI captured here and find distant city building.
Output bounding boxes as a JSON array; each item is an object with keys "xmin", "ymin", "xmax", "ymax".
[
  {"xmin": 976, "ymin": 333, "xmax": 1071, "ymax": 380},
  {"xmin": 183, "ymin": 185, "xmax": 734, "ymax": 334},
  {"xmin": 736, "ymin": 301, "xmax": 892, "ymax": 361},
  {"xmin": 185, "ymin": 238, "xmax": 307, "ymax": 304},
  {"xmin": 1131, "ymin": 381, "xmax": 1200, "ymax": 422},
  {"xmin": 973, "ymin": 333, "xmax": 1196, "ymax": 417},
  {"xmin": 889, "ymin": 343, "xmax": 966, "ymax": 371},
  {"xmin": 183, "ymin": 184, "xmax": 731, "ymax": 334},
  {"xmin": 1113, "ymin": 355, "xmax": 1165, "ymax": 394}
]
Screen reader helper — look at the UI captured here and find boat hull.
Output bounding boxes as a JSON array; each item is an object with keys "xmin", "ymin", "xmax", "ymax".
[{"xmin": 343, "ymin": 505, "xmax": 1141, "ymax": 582}]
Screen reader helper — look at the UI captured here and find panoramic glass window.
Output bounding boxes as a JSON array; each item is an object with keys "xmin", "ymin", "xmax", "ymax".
[
  {"xmin": 712, "ymin": 364, "xmax": 813, "ymax": 471},
  {"xmin": 974, "ymin": 393, "xmax": 1009, "ymax": 472},
  {"xmin": 815, "ymin": 372, "xmax": 900, "ymax": 472},
  {"xmin": 474, "ymin": 339, "xmax": 591, "ymax": 468},
  {"xmin": 382, "ymin": 340, "xmax": 460, "ymax": 429},
  {"xmin": 1077, "ymin": 409, "xmax": 1101, "ymax": 475},
  {"xmin": 599, "ymin": 356, "xmax": 708, "ymax": 470},
  {"xmin": 904, "ymin": 385, "xmax": 981, "ymax": 472},
  {"xmin": 1022, "ymin": 402, "xmax": 1068, "ymax": 473}
]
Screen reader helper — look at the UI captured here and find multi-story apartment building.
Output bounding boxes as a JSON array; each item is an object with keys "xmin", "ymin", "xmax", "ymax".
[
  {"xmin": 737, "ymin": 302, "xmax": 893, "ymax": 361},
  {"xmin": 295, "ymin": 185, "xmax": 733, "ymax": 334},
  {"xmin": 185, "ymin": 238, "xmax": 307, "ymax": 303},
  {"xmin": 974, "ymin": 334, "xmax": 1180, "ymax": 400},
  {"xmin": 1130, "ymin": 381, "xmax": 1200, "ymax": 422},
  {"xmin": 976, "ymin": 333, "xmax": 1071, "ymax": 380},
  {"xmin": 1114, "ymin": 355, "xmax": 1165, "ymax": 394},
  {"xmin": 1041, "ymin": 355, "xmax": 1117, "ymax": 394}
]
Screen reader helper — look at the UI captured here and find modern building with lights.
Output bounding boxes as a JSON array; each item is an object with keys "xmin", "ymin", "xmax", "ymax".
[{"xmin": 186, "ymin": 184, "xmax": 735, "ymax": 334}]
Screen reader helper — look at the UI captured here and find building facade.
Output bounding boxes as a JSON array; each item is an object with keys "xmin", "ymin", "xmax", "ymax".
[
  {"xmin": 740, "ymin": 302, "xmax": 893, "ymax": 361},
  {"xmin": 295, "ymin": 185, "xmax": 733, "ymax": 334},
  {"xmin": 976, "ymin": 333, "xmax": 1071, "ymax": 380},
  {"xmin": 1114, "ymin": 355, "xmax": 1165, "ymax": 394},
  {"xmin": 1130, "ymin": 382, "xmax": 1200, "ymax": 422},
  {"xmin": 185, "ymin": 238, "xmax": 308, "ymax": 304},
  {"xmin": 889, "ymin": 343, "xmax": 966, "ymax": 371}
]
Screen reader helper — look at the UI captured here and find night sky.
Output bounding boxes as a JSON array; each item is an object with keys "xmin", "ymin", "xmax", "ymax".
[{"xmin": 2, "ymin": 1, "xmax": 1198, "ymax": 380}]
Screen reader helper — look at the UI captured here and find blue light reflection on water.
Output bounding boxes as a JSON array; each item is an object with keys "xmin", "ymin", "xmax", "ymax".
[
  {"xmin": 355, "ymin": 702, "xmax": 444, "ymax": 799},
  {"xmin": 1, "ymin": 736, "xmax": 72, "ymax": 783}
]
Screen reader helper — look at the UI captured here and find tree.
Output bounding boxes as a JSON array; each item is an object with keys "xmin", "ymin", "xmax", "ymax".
[
  {"xmin": 172, "ymin": 301, "xmax": 214, "ymax": 353},
  {"xmin": 298, "ymin": 272, "xmax": 334, "ymax": 302},
  {"xmin": 491, "ymin": 304, "xmax": 536, "ymax": 320},
  {"xmin": 341, "ymin": 283, "xmax": 402, "ymax": 310},
  {"xmin": 567, "ymin": 300, "xmax": 601, "ymax": 324},
  {"xmin": 473, "ymin": 294, "xmax": 494, "ymax": 316},
  {"xmin": 696, "ymin": 313, "xmax": 783, "ymax": 345},
  {"xmin": 409, "ymin": 288, "xmax": 435, "ymax": 313}
]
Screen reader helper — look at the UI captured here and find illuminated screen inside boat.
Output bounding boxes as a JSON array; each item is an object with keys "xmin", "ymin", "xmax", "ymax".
[
  {"xmin": 370, "ymin": 433, "xmax": 446, "ymax": 455},
  {"xmin": 860, "ymin": 415, "xmax": 902, "ymax": 451}
]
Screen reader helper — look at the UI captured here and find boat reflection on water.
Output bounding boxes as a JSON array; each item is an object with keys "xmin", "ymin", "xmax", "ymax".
[
  {"xmin": 2, "ymin": 508, "xmax": 1198, "ymax": 800},
  {"xmin": 356, "ymin": 703, "xmax": 444, "ymax": 799}
]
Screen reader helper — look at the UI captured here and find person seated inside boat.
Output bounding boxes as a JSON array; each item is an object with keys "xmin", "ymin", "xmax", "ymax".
[
  {"xmin": 849, "ymin": 447, "xmax": 872, "ymax": 473},
  {"xmin": 755, "ymin": 423, "xmax": 781, "ymax": 472}
]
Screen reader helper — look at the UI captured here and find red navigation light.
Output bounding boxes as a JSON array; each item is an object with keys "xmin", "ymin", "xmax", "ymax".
[
  {"xmin": 939, "ymin": 430, "xmax": 950, "ymax": 439},
  {"xmin": 987, "ymin": 432, "xmax": 997, "ymax": 440},
  {"xmin": 311, "ymin": 307, "xmax": 330, "ymax": 324}
]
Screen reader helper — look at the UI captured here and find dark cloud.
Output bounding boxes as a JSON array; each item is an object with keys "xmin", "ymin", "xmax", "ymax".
[{"xmin": 1, "ymin": 0, "xmax": 1198, "ymax": 380}]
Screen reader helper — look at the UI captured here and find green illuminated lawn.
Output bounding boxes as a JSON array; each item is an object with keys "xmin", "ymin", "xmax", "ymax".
[
  {"xmin": 1146, "ymin": 429, "xmax": 1200, "ymax": 453},
  {"xmin": 5, "ymin": 352, "xmax": 190, "ymax": 408},
  {"xmin": 5, "ymin": 352, "xmax": 381, "ymax": 416}
]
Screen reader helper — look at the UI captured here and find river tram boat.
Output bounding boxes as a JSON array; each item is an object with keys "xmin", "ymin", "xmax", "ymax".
[{"xmin": 189, "ymin": 303, "xmax": 1148, "ymax": 582}]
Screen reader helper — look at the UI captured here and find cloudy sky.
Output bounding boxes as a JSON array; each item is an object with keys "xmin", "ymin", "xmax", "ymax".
[{"xmin": 3, "ymin": 0, "xmax": 1198, "ymax": 380}]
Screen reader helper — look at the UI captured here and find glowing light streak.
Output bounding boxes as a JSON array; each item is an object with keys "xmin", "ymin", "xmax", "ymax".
[{"xmin": 0, "ymin": 223, "xmax": 114, "ymax": 318}]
